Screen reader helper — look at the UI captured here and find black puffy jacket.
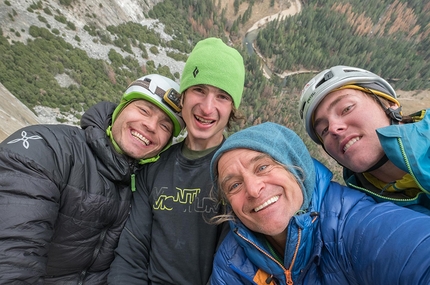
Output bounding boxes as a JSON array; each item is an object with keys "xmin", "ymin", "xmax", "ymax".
[{"xmin": 0, "ymin": 102, "xmax": 136, "ymax": 284}]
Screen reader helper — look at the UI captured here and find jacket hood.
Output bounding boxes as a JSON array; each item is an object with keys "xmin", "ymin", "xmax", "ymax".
[
  {"xmin": 376, "ymin": 109, "xmax": 430, "ymax": 191},
  {"xmin": 80, "ymin": 101, "xmax": 133, "ymax": 182},
  {"xmin": 81, "ymin": 101, "xmax": 114, "ymax": 131}
]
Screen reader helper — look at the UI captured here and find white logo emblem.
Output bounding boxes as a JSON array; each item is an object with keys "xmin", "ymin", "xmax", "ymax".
[{"xmin": 7, "ymin": 131, "xmax": 43, "ymax": 149}]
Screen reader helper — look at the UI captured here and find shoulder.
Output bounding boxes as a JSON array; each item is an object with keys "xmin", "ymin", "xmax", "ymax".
[
  {"xmin": 313, "ymin": 159, "xmax": 333, "ymax": 185},
  {"xmin": 1, "ymin": 124, "xmax": 84, "ymax": 151},
  {"xmin": 0, "ymin": 124, "xmax": 86, "ymax": 171},
  {"xmin": 148, "ymin": 142, "xmax": 182, "ymax": 167},
  {"xmin": 81, "ymin": 101, "xmax": 115, "ymax": 130},
  {"xmin": 320, "ymin": 181, "xmax": 371, "ymax": 214},
  {"xmin": 212, "ymin": 231, "xmax": 250, "ymax": 274},
  {"xmin": 138, "ymin": 142, "xmax": 182, "ymax": 180}
]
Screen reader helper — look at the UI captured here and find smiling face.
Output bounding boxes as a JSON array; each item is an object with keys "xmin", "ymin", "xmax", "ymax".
[
  {"xmin": 181, "ymin": 84, "xmax": 233, "ymax": 150},
  {"xmin": 111, "ymin": 100, "xmax": 173, "ymax": 160},
  {"xmin": 217, "ymin": 148, "xmax": 303, "ymax": 240},
  {"xmin": 313, "ymin": 89, "xmax": 393, "ymax": 172}
]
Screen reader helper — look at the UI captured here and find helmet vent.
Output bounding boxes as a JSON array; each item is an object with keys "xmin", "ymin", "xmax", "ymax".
[
  {"xmin": 344, "ymin": 68, "xmax": 359, "ymax": 72},
  {"xmin": 315, "ymin": 70, "xmax": 333, "ymax": 88}
]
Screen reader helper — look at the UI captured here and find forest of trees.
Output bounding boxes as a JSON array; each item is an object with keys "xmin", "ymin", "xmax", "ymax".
[
  {"xmin": 256, "ymin": 0, "xmax": 430, "ymax": 91},
  {"xmin": 0, "ymin": 0, "xmax": 428, "ymax": 179}
]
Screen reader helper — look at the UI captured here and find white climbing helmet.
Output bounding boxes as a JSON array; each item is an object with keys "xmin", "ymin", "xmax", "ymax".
[
  {"xmin": 113, "ymin": 74, "xmax": 185, "ymax": 137},
  {"xmin": 299, "ymin": 65, "xmax": 398, "ymax": 144}
]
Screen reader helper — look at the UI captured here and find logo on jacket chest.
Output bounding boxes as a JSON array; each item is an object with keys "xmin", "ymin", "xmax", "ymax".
[{"xmin": 152, "ymin": 186, "xmax": 219, "ymax": 213}]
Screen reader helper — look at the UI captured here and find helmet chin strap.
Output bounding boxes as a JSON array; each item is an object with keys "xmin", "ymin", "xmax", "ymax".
[
  {"xmin": 359, "ymin": 89, "xmax": 402, "ymax": 173},
  {"xmin": 361, "ymin": 104, "xmax": 402, "ymax": 172},
  {"xmin": 363, "ymin": 153, "xmax": 389, "ymax": 173}
]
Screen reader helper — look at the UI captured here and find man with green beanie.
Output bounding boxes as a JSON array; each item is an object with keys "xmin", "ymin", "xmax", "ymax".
[
  {"xmin": 0, "ymin": 74, "xmax": 184, "ymax": 284},
  {"xmin": 108, "ymin": 37, "xmax": 246, "ymax": 285}
]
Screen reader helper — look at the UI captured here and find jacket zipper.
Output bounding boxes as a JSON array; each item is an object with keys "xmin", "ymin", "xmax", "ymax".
[
  {"xmin": 349, "ymin": 137, "xmax": 429, "ymax": 202},
  {"xmin": 78, "ymin": 160, "xmax": 136, "ymax": 283},
  {"xmin": 235, "ymin": 228, "xmax": 302, "ymax": 284},
  {"xmin": 396, "ymin": 137, "xmax": 429, "ymax": 194},
  {"xmin": 78, "ymin": 227, "xmax": 108, "ymax": 284}
]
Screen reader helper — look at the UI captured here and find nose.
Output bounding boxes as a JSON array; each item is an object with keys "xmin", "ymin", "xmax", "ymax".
[
  {"xmin": 244, "ymin": 174, "xmax": 264, "ymax": 198},
  {"xmin": 143, "ymin": 117, "xmax": 157, "ymax": 132},
  {"xmin": 327, "ymin": 120, "xmax": 346, "ymax": 136},
  {"xmin": 200, "ymin": 94, "xmax": 215, "ymax": 114}
]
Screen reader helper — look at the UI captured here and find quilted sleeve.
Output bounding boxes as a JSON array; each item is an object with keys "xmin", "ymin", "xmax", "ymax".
[
  {"xmin": 0, "ymin": 147, "xmax": 60, "ymax": 284},
  {"xmin": 342, "ymin": 187, "xmax": 430, "ymax": 285}
]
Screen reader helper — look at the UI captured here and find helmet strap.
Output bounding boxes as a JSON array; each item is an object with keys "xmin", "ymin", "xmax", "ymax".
[
  {"xmin": 363, "ymin": 153, "xmax": 389, "ymax": 173},
  {"xmin": 385, "ymin": 107, "xmax": 402, "ymax": 125},
  {"xmin": 366, "ymin": 88, "xmax": 402, "ymax": 124},
  {"xmin": 360, "ymin": 89, "xmax": 398, "ymax": 172}
]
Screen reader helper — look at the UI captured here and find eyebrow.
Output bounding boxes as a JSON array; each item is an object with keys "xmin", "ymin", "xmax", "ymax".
[
  {"xmin": 195, "ymin": 84, "xmax": 230, "ymax": 96},
  {"xmin": 313, "ymin": 93, "xmax": 349, "ymax": 130}
]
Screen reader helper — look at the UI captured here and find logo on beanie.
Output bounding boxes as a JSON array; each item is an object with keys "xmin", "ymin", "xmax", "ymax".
[{"xmin": 193, "ymin": 67, "xmax": 199, "ymax": 78}]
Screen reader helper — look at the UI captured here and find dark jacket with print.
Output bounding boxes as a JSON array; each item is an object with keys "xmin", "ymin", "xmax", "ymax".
[
  {"xmin": 0, "ymin": 102, "xmax": 136, "ymax": 284},
  {"xmin": 108, "ymin": 141, "xmax": 228, "ymax": 285}
]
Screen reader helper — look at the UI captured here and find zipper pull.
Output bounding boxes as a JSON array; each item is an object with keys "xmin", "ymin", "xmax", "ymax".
[
  {"xmin": 265, "ymin": 274, "xmax": 273, "ymax": 284},
  {"xmin": 131, "ymin": 173, "xmax": 136, "ymax": 192},
  {"xmin": 286, "ymin": 269, "xmax": 293, "ymax": 284}
]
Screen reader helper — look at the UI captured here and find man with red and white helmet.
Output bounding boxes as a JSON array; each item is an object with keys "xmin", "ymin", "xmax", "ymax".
[
  {"xmin": 299, "ymin": 65, "xmax": 430, "ymax": 214},
  {"xmin": 0, "ymin": 74, "xmax": 185, "ymax": 284}
]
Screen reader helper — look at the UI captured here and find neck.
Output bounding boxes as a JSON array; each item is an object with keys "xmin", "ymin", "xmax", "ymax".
[
  {"xmin": 265, "ymin": 234, "xmax": 286, "ymax": 256},
  {"xmin": 369, "ymin": 160, "xmax": 407, "ymax": 183},
  {"xmin": 185, "ymin": 135, "xmax": 224, "ymax": 151}
]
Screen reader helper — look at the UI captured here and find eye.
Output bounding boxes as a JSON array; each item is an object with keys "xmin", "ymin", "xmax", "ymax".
[
  {"xmin": 139, "ymin": 106, "xmax": 150, "ymax": 115},
  {"xmin": 160, "ymin": 122, "xmax": 172, "ymax": 133},
  {"xmin": 191, "ymin": 86, "xmax": 205, "ymax": 94},
  {"xmin": 218, "ymin": 94, "xmax": 231, "ymax": 101},
  {"xmin": 342, "ymin": 104, "xmax": 353, "ymax": 114},
  {"xmin": 257, "ymin": 161, "xmax": 276, "ymax": 174},
  {"xmin": 161, "ymin": 124, "xmax": 170, "ymax": 132},
  {"xmin": 229, "ymin": 182, "xmax": 240, "ymax": 192},
  {"xmin": 257, "ymin": 164, "xmax": 268, "ymax": 172},
  {"xmin": 222, "ymin": 181, "xmax": 241, "ymax": 195},
  {"xmin": 320, "ymin": 126, "xmax": 328, "ymax": 137}
]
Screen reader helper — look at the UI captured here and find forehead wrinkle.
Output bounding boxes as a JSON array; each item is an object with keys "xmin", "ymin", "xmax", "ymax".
[{"xmin": 219, "ymin": 152, "xmax": 271, "ymax": 187}]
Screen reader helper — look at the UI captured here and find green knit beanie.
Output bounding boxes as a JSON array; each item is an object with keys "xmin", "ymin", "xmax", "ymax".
[{"xmin": 179, "ymin": 37, "xmax": 245, "ymax": 109}]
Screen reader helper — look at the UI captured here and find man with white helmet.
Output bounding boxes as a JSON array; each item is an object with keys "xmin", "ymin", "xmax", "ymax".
[
  {"xmin": 0, "ymin": 74, "xmax": 185, "ymax": 284},
  {"xmin": 299, "ymin": 65, "xmax": 430, "ymax": 213}
]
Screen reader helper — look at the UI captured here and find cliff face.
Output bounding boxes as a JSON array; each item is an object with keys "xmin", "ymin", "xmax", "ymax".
[
  {"xmin": 0, "ymin": 0, "xmax": 165, "ymax": 141},
  {"xmin": 0, "ymin": 83, "xmax": 40, "ymax": 142}
]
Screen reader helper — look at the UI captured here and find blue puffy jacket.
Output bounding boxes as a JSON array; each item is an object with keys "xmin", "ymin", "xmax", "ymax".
[
  {"xmin": 344, "ymin": 109, "xmax": 430, "ymax": 213},
  {"xmin": 211, "ymin": 159, "xmax": 430, "ymax": 285}
]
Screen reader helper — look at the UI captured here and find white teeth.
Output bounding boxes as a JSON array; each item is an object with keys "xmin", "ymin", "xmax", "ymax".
[
  {"xmin": 254, "ymin": 196, "xmax": 279, "ymax": 212},
  {"xmin": 131, "ymin": 131, "xmax": 150, "ymax": 145},
  {"xmin": 196, "ymin": 115, "xmax": 213, "ymax": 124},
  {"xmin": 343, "ymin": 137, "xmax": 360, "ymax": 152}
]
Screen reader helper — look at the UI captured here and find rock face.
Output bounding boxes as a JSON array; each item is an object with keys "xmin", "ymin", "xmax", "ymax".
[
  {"xmin": 0, "ymin": 83, "xmax": 40, "ymax": 142},
  {"xmin": 0, "ymin": 0, "xmax": 174, "ymax": 141}
]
